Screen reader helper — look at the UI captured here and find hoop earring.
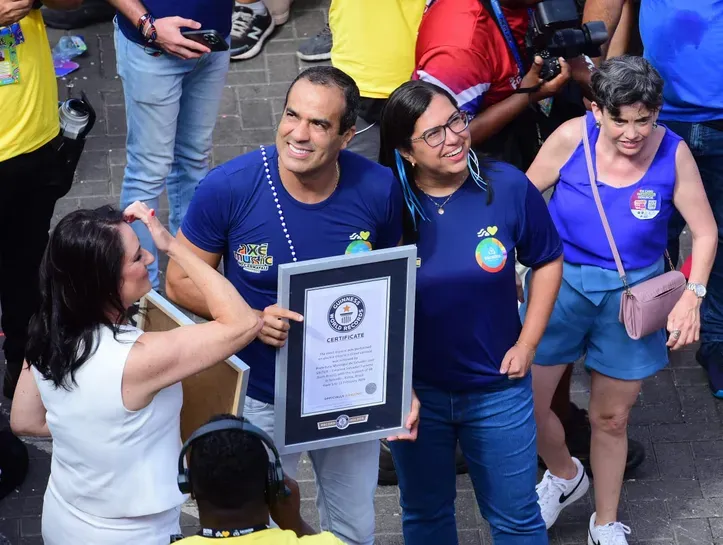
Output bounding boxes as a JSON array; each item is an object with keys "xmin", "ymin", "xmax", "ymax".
[{"xmin": 653, "ymin": 122, "xmax": 658, "ymax": 129}]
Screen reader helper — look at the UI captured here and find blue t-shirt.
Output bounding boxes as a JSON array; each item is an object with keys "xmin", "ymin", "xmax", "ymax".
[
  {"xmin": 117, "ymin": 0, "xmax": 234, "ymax": 46},
  {"xmin": 639, "ymin": 0, "xmax": 723, "ymax": 122},
  {"xmin": 182, "ymin": 147, "xmax": 403, "ymax": 404},
  {"xmin": 413, "ymin": 161, "xmax": 562, "ymax": 391}
]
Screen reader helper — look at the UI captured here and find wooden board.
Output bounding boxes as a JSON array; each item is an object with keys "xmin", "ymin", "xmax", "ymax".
[{"xmin": 136, "ymin": 290, "xmax": 250, "ymax": 443}]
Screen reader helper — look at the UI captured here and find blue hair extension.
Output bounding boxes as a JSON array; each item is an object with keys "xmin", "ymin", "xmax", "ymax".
[
  {"xmin": 467, "ymin": 149, "xmax": 487, "ymax": 191},
  {"xmin": 395, "ymin": 151, "xmax": 429, "ymax": 229}
]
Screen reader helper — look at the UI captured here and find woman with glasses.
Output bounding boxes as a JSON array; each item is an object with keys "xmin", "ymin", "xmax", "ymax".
[{"xmin": 379, "ymin": 79, "xmax": 563, "ymax": 545}]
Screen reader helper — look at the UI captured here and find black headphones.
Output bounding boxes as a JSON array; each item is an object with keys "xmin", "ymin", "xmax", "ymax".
[{"xmin": 177, "ymin": 417, "xmax": 286, "ymax": 506}]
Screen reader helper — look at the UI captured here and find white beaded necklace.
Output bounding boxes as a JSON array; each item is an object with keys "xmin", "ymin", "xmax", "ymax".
[{"xmin": 259, "ymin": 145, "xmax": 339, "ymax": 263}]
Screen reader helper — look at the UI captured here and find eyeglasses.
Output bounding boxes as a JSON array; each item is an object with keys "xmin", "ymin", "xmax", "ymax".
[{"xmin": 410, "ymin": 111, "xmax": 470, "ymax": 148}]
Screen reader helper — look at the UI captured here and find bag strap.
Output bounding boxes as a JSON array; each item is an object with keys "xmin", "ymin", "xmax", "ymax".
[{"xmin": 580, "ymin": 116, "xmax": 631, "ymax": 290}]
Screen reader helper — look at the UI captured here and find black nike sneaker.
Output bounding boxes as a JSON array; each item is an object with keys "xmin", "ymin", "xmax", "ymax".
[{"xmin": 229, "ymin": 5, "xmax": 275, "ymax": 61}]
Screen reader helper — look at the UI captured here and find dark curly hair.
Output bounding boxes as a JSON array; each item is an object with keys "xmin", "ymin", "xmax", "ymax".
[
  {"xmin": 189, "ymin": 414, "xmax": 269, "ymax": 510},
  {"xmin": 591, "ymin": 55, "xmax": 664, "ymax": 117}
]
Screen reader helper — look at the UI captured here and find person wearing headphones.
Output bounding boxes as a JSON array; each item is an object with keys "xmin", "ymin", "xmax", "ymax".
[{"xmin": 174, "ymin": 414, "xmax": 344, "ymax": 544}]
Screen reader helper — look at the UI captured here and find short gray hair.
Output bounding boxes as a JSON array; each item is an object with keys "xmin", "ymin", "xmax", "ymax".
[{"xmin": 591, "ymin": 55, "xmax": 664, "ymax": 117}]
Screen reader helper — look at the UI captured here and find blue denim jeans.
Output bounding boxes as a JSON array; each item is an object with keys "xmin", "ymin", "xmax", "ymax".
[
  {"xmin": 114, "ymin": 21, "xmax": 230, "ymax": 288},
  {"xmin": 664, "ymin": 121, "xmax": 723, "ymax": 391},
  {"xmin": 389, "ymin": 378, "xmax": 547, "ymax": 545}
]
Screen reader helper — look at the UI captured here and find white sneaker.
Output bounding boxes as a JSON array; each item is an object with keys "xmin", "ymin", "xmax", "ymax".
[
  {"xmin": 587, "ymin": 513, "xmax": 631, "ymax": 545},
  {"xmin": 535, "ymin": 457, "xmax": 589, "ymax": 529}
]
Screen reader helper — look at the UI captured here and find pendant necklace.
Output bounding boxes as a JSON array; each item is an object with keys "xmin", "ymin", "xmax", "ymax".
[
  {"xmin": 421, "ymin": 178, "xmax": 465, "ymax": 215},
  {"xmin": 424, "ymin": 192, "xmax": 454, "ymax": 215}
]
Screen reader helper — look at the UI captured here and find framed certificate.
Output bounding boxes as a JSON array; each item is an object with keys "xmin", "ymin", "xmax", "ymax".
[{"xmin": 275, "ymin": 245, "xmax": 417, "ymax": 455}]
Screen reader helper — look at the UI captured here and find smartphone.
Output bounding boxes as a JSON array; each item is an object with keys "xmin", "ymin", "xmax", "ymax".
[{"xmin": 181, "ymin": 29, "xmax": 229, "ymax": 52}]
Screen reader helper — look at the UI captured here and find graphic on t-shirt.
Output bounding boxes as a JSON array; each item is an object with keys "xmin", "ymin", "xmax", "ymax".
[
  {"xmin": 234, "ymin": 243, "xmax": 274, "ymax": 273},
  {"xmin": 630, "ymin": 188, "xmax": 661, "ymax": 220},
  {"xmin": 346, "ymin": 230, "xmax": 373, "ymax": 254},
  {"xmin": 475, "ymin": 227, "xmax": 507, "ymax": 273},
  {"xmin": 477, "ymin": 225, "xmax": 499, "ymax": 237}
]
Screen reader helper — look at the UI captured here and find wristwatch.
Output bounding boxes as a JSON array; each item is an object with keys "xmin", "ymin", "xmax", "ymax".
[{"xmin": 686, "ymin": 282, "xmax": 707, "ymax": 298}]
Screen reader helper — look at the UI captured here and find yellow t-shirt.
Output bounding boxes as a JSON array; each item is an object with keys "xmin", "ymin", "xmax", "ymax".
[
  {"xmin": 0, "ymin": 9, "xmax": 59, "ymax": 162},
  {"xmin": 178, "ymin": 528, "xmax": 346, "ymax": 544},
  {"xmin": 329, "ymin": 0, "xmax": 426, "ymax": 99}
]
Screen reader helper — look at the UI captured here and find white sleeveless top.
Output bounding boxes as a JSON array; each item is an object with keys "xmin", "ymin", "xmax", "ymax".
[{"xmin": 33, "ymin": 325, "xmax": 186, "ymax": 518}]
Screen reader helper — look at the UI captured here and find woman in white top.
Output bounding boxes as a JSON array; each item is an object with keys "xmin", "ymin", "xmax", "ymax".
[{"xmin": 10, "ymin": 201, "xmax": 263, "ymax": 545}]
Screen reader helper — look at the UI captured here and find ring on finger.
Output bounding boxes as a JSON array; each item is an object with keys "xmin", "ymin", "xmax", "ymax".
[{"xmin": 671, "ymin": 329, "xmax": 682, "ymax": 339}]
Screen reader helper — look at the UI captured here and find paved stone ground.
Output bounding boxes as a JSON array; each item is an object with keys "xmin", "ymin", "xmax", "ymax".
[{"xmin": 1, "ymin": 1, "xmax": 723, "ymax": 543}]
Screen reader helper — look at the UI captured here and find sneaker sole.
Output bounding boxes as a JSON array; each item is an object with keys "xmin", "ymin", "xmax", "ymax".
[
  {"xmin": 230, "ymin": 21, "xmax": 276, "ymax": 60},
  {"xmin": 545, "ymin": 472, "xmax": 590, "ymax": 530},
  {"xmin": 296, "ymin": 51, "xmax": 332, "ymax": 62}
]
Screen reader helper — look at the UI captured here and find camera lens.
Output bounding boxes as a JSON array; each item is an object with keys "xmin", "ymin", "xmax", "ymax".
[{"xmin": 205, "ymin": 33, "xmax": 218, "ymax": 44}]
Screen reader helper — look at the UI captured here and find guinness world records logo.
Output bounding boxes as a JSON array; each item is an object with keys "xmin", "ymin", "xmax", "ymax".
[{"xmin": 328, "ymin": 295, "xmax": 365, "ymax": 332}]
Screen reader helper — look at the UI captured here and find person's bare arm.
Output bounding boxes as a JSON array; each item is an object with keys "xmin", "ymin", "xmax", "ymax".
[
  {"xmin": 500, "ymin": 255, "xmax": 563, "ymax": 378},
  {"xmin": 526, "ymin": 117, "xmax": 582, "ymax": 192},
  {"xmin": 0, "ymin": 0, "xmax": 33, "ymax": 25},
  {"xmin": 106, "ymin": 0, "xmax": 210, "ymax": 58},
  {"xmin": 10, "ymin": 364, "xmax": 50, "ymax": 437},
  {"xmin": 583, "ymin": 0, "xmax": 626, "ymax": 62},
  {"xmin": 165, "ymin": 228, "xmax": 219, "ymax": 320},
  {"xmin": 121, "ymin": 203, "xmax": 262, "ymax": 410},
  {"xmin": 606, "ymin": 0, "xmax": 634, "ymax": 58},
  {"xmin": 167, "ymin": 230, "xmax": 303, "ymax": 350},
  {"xmin": 666, "ymin": 142, "xmax": 717, "ymax": 350},
  {"xmin": 470, "ymin": 56, "xmax": 571, "ymax": 147},
  {"xmin": 517, "ymin": 256, "xmax": 563, "ymax": 350}
]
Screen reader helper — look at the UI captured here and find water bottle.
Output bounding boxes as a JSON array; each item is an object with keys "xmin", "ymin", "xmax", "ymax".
[
  {"xmin": 51, "ymin": 36, "xmax": 87, "ymax": 62},
  {"xmin": 59, "ymin": 99, "xmax": 90, "ymax": 140}
]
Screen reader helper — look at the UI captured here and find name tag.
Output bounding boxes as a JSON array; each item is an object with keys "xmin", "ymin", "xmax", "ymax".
[{"xmin": 0, "ymin": 24, "xmax": 24, "ymax": 86}]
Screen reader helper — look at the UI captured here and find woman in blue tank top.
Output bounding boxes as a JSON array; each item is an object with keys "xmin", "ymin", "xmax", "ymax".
[{"xmin": 520, "ymin": 56, "xmax": 717, "ymax": 545}]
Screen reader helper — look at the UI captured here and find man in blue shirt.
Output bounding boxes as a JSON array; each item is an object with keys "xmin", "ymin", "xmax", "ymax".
[
  {"xmin": 165, "ymin": 67, "xmax": 406, "ymax": 545},
  {"xmin": 108, "ymin": 0, "xmax": 233, "ymax": 289},
  {"xmin": 583, "ymin": 0, "xmax": 723, "ymax": 397}
]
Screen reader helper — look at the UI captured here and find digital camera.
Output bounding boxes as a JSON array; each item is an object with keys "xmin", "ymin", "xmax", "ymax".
[{"xmin": 526, "ymin": 0, "xmax": 608, "ymax": 80}]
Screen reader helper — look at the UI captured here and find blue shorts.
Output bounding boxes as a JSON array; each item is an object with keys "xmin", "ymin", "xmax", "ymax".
[{"xmin": 519, "ymin": 262, "xmax": 668, "ymax": 381}]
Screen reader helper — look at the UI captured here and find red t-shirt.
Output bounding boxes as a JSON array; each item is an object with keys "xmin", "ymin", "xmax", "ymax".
[{"xmin": 414, "ymin": 0, "xmax": 529, "ymax": 114}]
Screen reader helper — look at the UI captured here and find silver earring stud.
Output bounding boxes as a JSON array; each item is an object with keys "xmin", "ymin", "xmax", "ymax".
[
  {"xmin": 653, "ymin": 122, "xmax": 658, "ymax": 129},
  {"xmin": 595, "ymin": 121, "xmax": 601, "ymax": 128}
]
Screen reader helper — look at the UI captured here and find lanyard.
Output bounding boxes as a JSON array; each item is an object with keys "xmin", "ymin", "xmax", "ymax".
[
  {"xmin": 198, "ymin": 524, "xmax": 269, "ymax": 538},
  {"xmin": 488, "ymin": 0, "xmax": 528, "ymax": 76}
]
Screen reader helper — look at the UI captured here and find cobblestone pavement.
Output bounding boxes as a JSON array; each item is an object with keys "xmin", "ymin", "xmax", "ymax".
[{"xmin": 1, "ymin": 1, "xmax": 722, "ymax": 543}]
